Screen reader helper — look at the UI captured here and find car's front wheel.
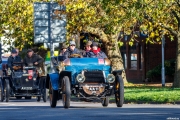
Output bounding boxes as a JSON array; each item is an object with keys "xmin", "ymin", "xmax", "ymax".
[
  {"xmin": 115, "ymin": 75, "xmax": 124, "ymax": 107},
  {"xmin": 49, "ymin": 80, "xmax": 58, "ymax": 108},
  {"xmin": 62, "ymin": 76, "xmax": 71, "ymax": 109}
]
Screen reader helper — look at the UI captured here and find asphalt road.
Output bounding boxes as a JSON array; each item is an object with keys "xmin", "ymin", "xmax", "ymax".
[{"xmin": 0, "ymin": 98, "xmax": 180, "ymax": 120}]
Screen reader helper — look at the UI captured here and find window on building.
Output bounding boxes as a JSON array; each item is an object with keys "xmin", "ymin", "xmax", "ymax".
[{"xmin": 130, "ymin": 45, "xmax": 137, "ymax": 70}]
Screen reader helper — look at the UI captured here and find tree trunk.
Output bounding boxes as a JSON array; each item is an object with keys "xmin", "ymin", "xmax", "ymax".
[
  {"xmin": 173, "ymin": 32, "xmax": 180, "ymax": 87},
  {"xmin": 85, "ymin": 27, "xmax": 128, "ymax": 83},
  {"xmin": 106, "ymin": 39, "xmax": 128, "ymax": 83}
]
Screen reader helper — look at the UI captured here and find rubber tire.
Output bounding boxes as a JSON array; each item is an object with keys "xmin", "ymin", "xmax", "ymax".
[
  {"xmin": 37, "ymin": 96, "xmax": 41, "ymax": 102},
  {"xmin": 102, "ymin": 96, "xmax": 109, "ymax": 107},
  {"xmin": 5, "ymin": 79, "xmax": 10, "ymax": 102},
  {"xmin": 42, "ymin": 78, "xmax": 48, "ymax": 102},
  {"xmin": 62, "ymin": 76, "xmax": 71, "ymax": 109},
  {"xmin": 0, "ymin": 79, "xmax": 4, "ymax": 102},
  {"xmin": 49, "ymin": 80, "xmax": 58, "ymax": 108},
  {"xmin": 16, "ymin": 96, "xmax": 22, "ymax": 99},
  {"xmin": 115, "ymin": 75, "xmax": 124, "ymax": 107},
  {"xmin": 43, "ymin": 89, "xmax": 48, "ymax": 102},
  {"xmin": 25, "ymin": 96, "xmax": 32, "ymax": 99}
]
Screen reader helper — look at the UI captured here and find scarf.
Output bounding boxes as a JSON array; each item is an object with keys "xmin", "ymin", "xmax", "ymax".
[{"xmin": 92, "ymin": 48, "xmax": 100, "ymax": 55}]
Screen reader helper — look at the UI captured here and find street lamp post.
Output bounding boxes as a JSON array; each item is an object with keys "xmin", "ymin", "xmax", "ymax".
[
  {"xmin": 49, "ymin": 0, "xmax": 55, "ymax": 73},
  {"xmin": 162, "ymin": 35, "xmax": 165, "ymax": 87}
]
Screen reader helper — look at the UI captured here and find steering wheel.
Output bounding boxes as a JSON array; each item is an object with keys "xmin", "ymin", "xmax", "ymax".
[
  {"xmin": 69, "ymin": 54, "xmax": 81, "ymax": 58},
  {"xmin": 13, "ymin": 66, "xmax": 22, "ymax": 70}
]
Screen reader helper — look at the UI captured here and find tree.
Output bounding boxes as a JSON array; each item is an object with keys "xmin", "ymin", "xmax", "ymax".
[
  {"xmin": 62, "ymin": 0, "xmax": 131, "ymax": 82},
  {"xmin": 119, "ymin": 0, "xmax": 179, "ymax": 87},
  {"xmin": 0, "ymin": 0, "xmax": 41, "ymax": 50}
]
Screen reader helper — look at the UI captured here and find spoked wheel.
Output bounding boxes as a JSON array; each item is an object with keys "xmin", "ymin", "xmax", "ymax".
[
  {"xmin": 0, "ymin": 79, "xmax": 4, "ymax": 102},
  {"xmin": 42, "ymin": 77, "xmax": 48, "ymax": 102},
  {"xmin": 102, "ymin": 96, "xmax": 109, "ymax": 107},
  {"xmin": 115, "ymin": 75, "xmax": 124, "ymax": 107},
  {"xmin": 5, "ymin": 79, "xmax": 10, "ymax": 102},
  {"xmin": 49, "ymin": 80, "xmax": 58, "ymax": 108},
  {"xmin": 62, "ymin": 76, "xmax": 71, "ymax": 109}
]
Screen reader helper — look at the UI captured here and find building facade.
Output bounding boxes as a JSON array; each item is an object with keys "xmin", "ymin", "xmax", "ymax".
[{"xmin": 120, "ymin": 36, "xmax": 176, "ymax": 83}]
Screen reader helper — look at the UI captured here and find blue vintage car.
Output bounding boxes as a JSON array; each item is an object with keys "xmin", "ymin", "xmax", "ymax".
[{"xmin": 46, "ymin": 55, "xmax": 124, "ymax": 108}]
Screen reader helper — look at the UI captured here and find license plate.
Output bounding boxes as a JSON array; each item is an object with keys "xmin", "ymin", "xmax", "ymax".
[
  {"xmin": 21, "ymin": 87, "xmax": 33, "ymax": 90},
  {"xmin": 89, "ymin": 87, "xmax": 99, "ymax": 91}
]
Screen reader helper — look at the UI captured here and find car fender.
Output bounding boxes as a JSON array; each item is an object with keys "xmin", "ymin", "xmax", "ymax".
[{"xmin": 47, "ymin": 73, "xmax": 59, "ymax": 90}]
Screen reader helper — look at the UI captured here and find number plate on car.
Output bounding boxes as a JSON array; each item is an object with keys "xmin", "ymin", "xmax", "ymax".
[
  {"xmin": 21, "ymin": 87, "xmax": 33, "ymax": 90},
  {"xmin": 89, "ymin": 87, "xmax": 99, "ymax": 91}
]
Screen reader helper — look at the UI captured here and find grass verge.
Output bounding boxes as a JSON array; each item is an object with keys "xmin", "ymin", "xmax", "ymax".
[{"xmin": 110, "ymin": 84, "xmax": 180, "ymax": 104}]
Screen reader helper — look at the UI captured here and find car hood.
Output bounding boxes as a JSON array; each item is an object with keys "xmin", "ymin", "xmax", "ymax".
[{"xmin": 64, "ymin": 58, "xmax": 111, "ymax": 66}]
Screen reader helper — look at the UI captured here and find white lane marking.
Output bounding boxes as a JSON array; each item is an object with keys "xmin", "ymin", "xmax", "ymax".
[
  {"xmin": 0, "ymin": 108, "xmax": 20, "ymax": 109},
  {"xmin": 0, "ymin": 103, "xmax": 16, "ymax": 105}
]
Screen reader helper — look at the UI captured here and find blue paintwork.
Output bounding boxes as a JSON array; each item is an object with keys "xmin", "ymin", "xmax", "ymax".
[
  {"xmin": 0, "ymin": 57, "xmax": 8, "ymax": 70},
  {"xmin": 65, "ymin": 58, "xmax": 111, "ymax": 84},
  {"xmin": 50, "ymin": 58, "xmax": 112, "ymax": 88},
  {"xmin": 49, "ymin": 73, "xmax": 59, "ymax": 90}
]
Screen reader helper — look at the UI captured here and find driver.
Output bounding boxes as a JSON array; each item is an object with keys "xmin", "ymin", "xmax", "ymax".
[
  {"xmin": 7, "ymin": 49, "xmax": 22, "ymax": 70},
  {"xmin": 64, "ymin": 41, "xmax": 82, "ymax": 58},
  {"xmin": 23, "ymin": 49, "xmax": 44, "ymax": 67}
]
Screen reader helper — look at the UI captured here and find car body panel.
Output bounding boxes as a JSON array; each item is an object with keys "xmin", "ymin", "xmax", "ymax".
[{"xmin": 48, "ymin": 73, "xmax": 59, "ymax": 90}]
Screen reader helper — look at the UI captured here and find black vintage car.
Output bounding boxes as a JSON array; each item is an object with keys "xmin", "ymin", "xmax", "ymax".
[{"xmin": 0, "ymin": 62, "xmax": 47, "ymax": 102}]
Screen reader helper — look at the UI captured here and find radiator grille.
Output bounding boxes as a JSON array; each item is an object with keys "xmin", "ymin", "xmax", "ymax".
[{"xmin": 84, "ymin": 70, "xmax": 105, "ymax": 83}]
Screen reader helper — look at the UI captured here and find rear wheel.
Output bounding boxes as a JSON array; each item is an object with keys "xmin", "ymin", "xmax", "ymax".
[
  {"xmin": 115, "ymin": 75, "xmax": 124, "ymax": 107},
  {"xmin": 62, "ymin": 76, "xmax": 71, "ymax": 109},
  {"xmin": 49, "ymin": 80, "xmax": 58, "ymax": 108},
  {"xmin": 102, "ymin": 96, "xmax": 109, "ymax": 107},
  {"xmin": 0, "ymin": 79, "xmax": 4, "ymax": 102},
  {"xmin": 5, "ymin": 79, "xmax": 10, "ymax": 102},
  {"xmin": 42, "ymin": 78, "xmax": 48, "ymax": 102}
]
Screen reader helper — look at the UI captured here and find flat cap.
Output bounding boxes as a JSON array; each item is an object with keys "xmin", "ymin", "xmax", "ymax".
[
  {"xmin": 11, "ymin": 49, "xmax": 17, "ymax": 54},
  {"xmin": 27, "ymin": 49, "xmax": 33, "ymax": 53},
  {"xmin": 69, "ymin": 41, "xmax": 76, "ymax": 46},
  {"xmin": 86, "ymin": 41, "xmax": 92, "ymax": 46},
  {"xmin": 92, "ymin": 42, "xmax": 98, "ymax": 47}
]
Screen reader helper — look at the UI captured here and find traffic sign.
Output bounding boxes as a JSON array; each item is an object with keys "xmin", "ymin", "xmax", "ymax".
[{"xmin": 33, "ymin": 2, "xmax": 66, "ymax": 43}]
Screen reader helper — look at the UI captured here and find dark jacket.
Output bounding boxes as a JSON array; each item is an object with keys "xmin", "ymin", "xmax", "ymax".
[
  {"xmin": 86, "ymin": 50, "xmax": 107, "ymax": 59},
  {"xmin": 23, "ymin": 53, "xmax": 44, "ymax": 67},
  {"xmin": 64, "ymin": 47, "xmax": 81, "ymax": 58},
  {"xmin": 7, "ymin": 55, "xmax": 22, "ymax": 70}
]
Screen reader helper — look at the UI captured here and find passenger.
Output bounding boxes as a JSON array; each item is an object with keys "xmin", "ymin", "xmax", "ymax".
[
  {"xmin": 82, "ymin": 41, "xmax": 92, "ymax": 57},
  {"xmin": 59, "ymin": 43, "xmax": 68, "ymax": 56},
  {"xmin": 86, "ymin": 42, "xmax": 107, "ymax": 59},
  {"xmin": 23, "ymin": 49, "xmax": 44, "ymax": 67},
  {"xmin": 64, "ymin": 41, "xmax": 82, "ymax": 58},
  {"xmin": 15, "ymin": 48, "xmax": 22, "ymax": 62},
  {"xmin": 7, "ymin": 49, "xmax": 21, "ymax": 70}
]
